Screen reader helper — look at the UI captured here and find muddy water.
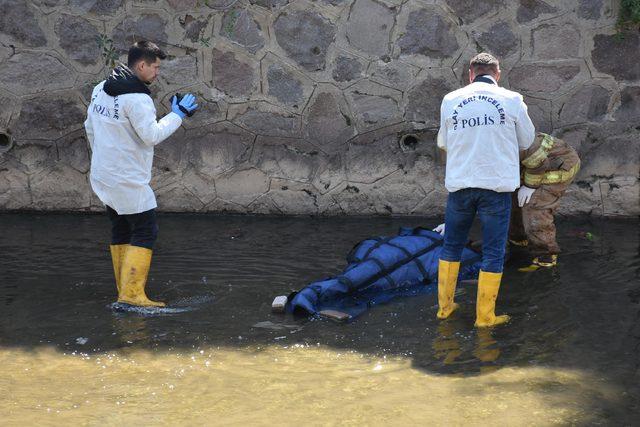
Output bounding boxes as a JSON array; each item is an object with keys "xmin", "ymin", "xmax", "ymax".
[{"xmin": 1, "ymin": 214, "xmax": 638, "ymax": 425}]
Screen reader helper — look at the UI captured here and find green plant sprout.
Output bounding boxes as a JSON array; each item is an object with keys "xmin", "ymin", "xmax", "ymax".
[{"xmin": 96, "ymin": 34, "xmax": 119, "ymax": 74}]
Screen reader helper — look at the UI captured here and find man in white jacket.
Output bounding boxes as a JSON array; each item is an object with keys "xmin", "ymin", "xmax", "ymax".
[
  {"xmin": 435, "ymin": 53, "xmax": 535, "ymax": 327},
  {"xmin": 84, "ymin": 41, "xmax": 198, "ymax": 307}
]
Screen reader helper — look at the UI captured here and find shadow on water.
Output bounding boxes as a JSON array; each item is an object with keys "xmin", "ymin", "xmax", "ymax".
[{"xmin": 1, "ymin": 213, "xmax": 638, "ymax": 421}]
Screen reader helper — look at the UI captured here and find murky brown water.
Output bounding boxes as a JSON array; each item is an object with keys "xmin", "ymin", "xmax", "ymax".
[{"xmin": 1, "ymin": 214, "xmax": 638, "ymax": 425}]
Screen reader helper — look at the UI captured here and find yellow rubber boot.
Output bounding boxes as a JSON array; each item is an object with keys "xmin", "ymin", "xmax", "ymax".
[
  {"xmin": 118, "ymin": 246, "xmax": 165, "ymax": 307},
  {"xmin": 474, "ymin": 270, "xmax": 509, "ymax": 328},
  {"xmin": 109, "ymin": 244, "xmax": 130, "ymax": 296},
  {"xmin": 518, "ymin": 255, "xmax": 557, "ymax": 272},
  {"xmin": 436, "ymin": 260, "xmax": 460, "ymax": 319}
]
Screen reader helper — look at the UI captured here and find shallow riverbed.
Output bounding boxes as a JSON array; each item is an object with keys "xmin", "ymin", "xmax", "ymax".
[{"xmin": 1, "ymin": 214, "xmax": 638, "ymax": 425}]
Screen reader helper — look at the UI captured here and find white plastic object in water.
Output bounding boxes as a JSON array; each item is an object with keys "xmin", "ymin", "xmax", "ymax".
[{"xmin": 271, "ymin": 295, "xmax": 288, "ymax": 313}]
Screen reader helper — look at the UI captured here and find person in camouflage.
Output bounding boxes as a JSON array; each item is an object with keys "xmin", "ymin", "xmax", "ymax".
[{"xmin": 509, "ymin": 132, "xmax": 581, "ymax": 272}]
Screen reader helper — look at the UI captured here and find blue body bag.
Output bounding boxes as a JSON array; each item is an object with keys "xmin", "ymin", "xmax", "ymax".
[{"xmin": 287, "ymin": 227, "xmax": 482, "ymax": 318}]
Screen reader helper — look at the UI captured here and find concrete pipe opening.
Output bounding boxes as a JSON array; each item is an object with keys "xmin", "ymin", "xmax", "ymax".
[
  {"xmin": 399, "ymin": 134, "xmax": 419, "ymax": 152},
  {"xmin": 0, "ymin": 132, "xmax": 12, "ymax": 153}
]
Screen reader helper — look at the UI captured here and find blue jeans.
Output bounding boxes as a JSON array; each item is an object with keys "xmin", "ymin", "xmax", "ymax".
[
  {"xmin": 441, "ymin": 188, "xmax": 511, "ymax": 273},
  {"xmin": 107, "ymin": 206, "xmax": 158, "ymax": 249}
]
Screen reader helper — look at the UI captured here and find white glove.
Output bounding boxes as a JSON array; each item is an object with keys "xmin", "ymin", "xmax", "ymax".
[
  {"xmin": 433, "ymin": 223, "xmax": 445, "ymax": 236},
  {"xmin": 517, "ymin": 186, "xmax": 536, "ymax": 207}
]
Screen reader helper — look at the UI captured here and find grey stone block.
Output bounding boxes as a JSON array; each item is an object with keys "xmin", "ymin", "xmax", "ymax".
[
  {"xmin": 332, "ymin": 56, "xmax": 364, "ymax": 83},
  {"xmin": 304, "ymin": 88, "xmax": 355, "ymax": 149},
  {"xmin": 509, "ymin": 63, "xmax": 581, "ymax": 93},
  {"xmin": 274, "ymin": 10, "xmax": 336, "ymax": 71},
  {"xmin": 591, "ymin": 33, "xmax": 640, "ymax": 81},
  {"xmin": 267, "ymin": 64, "xmax": 305, "ymax": 106},
  {"xmin": 0, "ymin": 53, "xmax": 74, "ymax": 95},
  {"xmin": 112, "ymin": 14, "xmax": 169, "ymax": 53},
  {"xmin": 516, "ymin": 0, "xmax": 557, "ymax": 24},
  {"xmin": 212, "ymin": 48, "xmax": 257, "ymax": 98},
  {"xmin": 160, "ymin": 55, "xmax": 199, "ymax": 87},
  {"xmin": 55, "ymin": 14, "xmax": 101, "ymax": 66},
  {"xmin": 577, "ymin": 0, "xmax": 603, "ymax": 20},
  {"xmin": 250, "ymin": 137, "xmax": 319, "ymax": 182},
  {"xmin": 475, "ymin": 21, "xmax": 519, "ymax": 58},
  {"xmin": 559, "ymin": 85, "xmax": 610, "ymax": 126},
  {"xmin": 346, "ymin": 81, "xmax": 403, "ymax": 131},
  {"xmin": 346, "ymin": 0, "xmax": 395, "ymax": 57},
  {"xmin": 220, "ymin": 9, "xmax": 265, "ymax": 54},
  {"xmin": 398, "ymin": 9, "xmax": 459, "ymax": 59},
  {"xmin": 231, "ymin": 103, "xmax": 301, "ymax": 138},
  {"xmin": 531, "ymin": 23, "xmax": 580, "ymax": 60},
  {"xmin": 614, "ymin": 86, "xmax": 640, "ymax": 124},
  {"xmin": 180, "ymin": 15, "xmax": 209, "ymax": 42},
  {"xmin": 444, "ymin": 0, "xmax": 500, "ymax": 24},
  {"xmin": 0, "ymin": 0, "xmax": 47, "ymax": 47},
  {"xmin": 183, "ymin": 122, "xmax": 253, "ymax": 177},
  {"xmin": 70, "ymin": 0, "xmax": 125, "ymax": 15},
  {"xmin": 215, "ymin": 168, "xmax": 270, "ymax": 205},
  {"xmin": 13, "ymin": 95, "xmax": 84, "ymax": 140},
  {"xmin": 405, "ymin": 76, "xmax": 455, "ymax": 126}
]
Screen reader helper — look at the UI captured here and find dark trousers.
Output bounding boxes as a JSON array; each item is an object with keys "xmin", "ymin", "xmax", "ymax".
[
  {"xmin": 441, "ymin": 188, "xmax": 511, "ymax": 273},
  {"xmin": 106, "ymin": 206, "xmax": 158, "ymax": 249}
]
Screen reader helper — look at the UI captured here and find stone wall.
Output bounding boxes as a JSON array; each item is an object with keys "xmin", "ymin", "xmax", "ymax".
[{"xmin": 0, "ymin": 0, "xmax": 638, "ymax": 216}]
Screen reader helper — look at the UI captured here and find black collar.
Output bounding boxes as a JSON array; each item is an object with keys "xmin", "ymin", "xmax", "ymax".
[
  {"xmin": 473, "ymin": 75, "xmax": 496, "ymax": 85},
  {"xmin": 103, "ymin": 65, "xmax": 151, "ymax": 97}
]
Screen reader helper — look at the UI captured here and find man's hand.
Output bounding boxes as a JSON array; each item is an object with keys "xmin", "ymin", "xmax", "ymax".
[
  {"xmin": 433, "ymin": 223, "xmax": 445, "ymax": 236},
  {"xmin": 517, "ymin": 186, "xmax": 536, "ymax": 207},
  {"xmin": 171, "ymin": 93, "xmax": 198, "ymax": 119}
]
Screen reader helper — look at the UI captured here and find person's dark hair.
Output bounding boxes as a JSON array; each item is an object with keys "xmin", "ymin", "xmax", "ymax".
[
  {"xmin": 127, "ymin": 41, "xmax": 167, "ymax": 68},
  {"xmin": 470, "ymin": 52, "xmax": 499, "ymax": 76}
]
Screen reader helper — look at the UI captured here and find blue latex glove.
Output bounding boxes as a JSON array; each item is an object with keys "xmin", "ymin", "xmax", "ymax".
[{"xmin": 171, "ymin": 93, "xmax": 198, "ymax": 119}]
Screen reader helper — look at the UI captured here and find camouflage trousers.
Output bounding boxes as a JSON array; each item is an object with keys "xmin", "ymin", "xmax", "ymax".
[{"xmin": 509, "ymin": 182, "xmax": 570, "ymax": 257}]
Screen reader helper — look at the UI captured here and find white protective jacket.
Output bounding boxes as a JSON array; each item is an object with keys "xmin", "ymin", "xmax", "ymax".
[
  {"xmin": 437, "ymin": 75, "xmax": 535, "ymax": 193},
  {"xmin": 84, "ymin": 68, "xmax": 182, "ymax": 215}
]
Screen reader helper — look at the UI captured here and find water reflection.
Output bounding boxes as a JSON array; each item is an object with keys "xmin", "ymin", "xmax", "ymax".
[
  {"xmin": 432, "ymin": 320, "xmax": 464, "ymax": 365},
  {"xmin": 112, "ymin": 315, "xmax": 150, "ymax": 346}
]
